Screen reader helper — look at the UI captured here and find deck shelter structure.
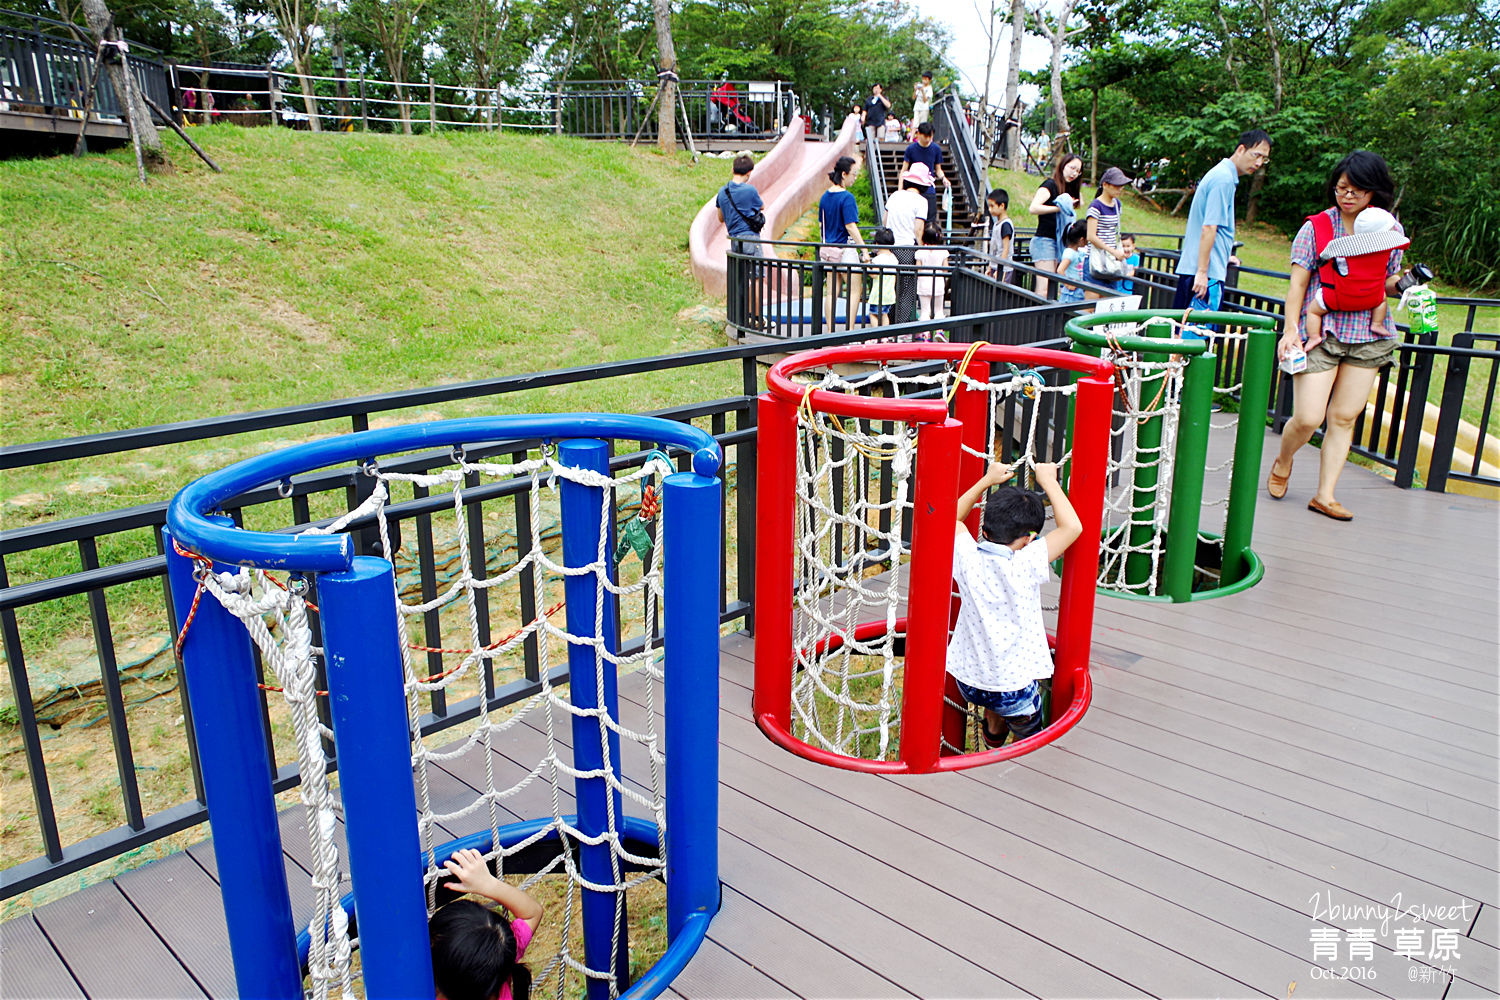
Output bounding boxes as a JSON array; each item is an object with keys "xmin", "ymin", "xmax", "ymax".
[{"xmin": 0, "ymin": 8, "xmax": 170, "ymax": 149}]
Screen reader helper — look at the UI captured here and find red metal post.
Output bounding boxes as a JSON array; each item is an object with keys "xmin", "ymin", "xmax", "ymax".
[
  {"xmin": 1051, "ymin": 374, "xmax": 1111, "ymax": 719},
  {"xmin": 953, "ymin": 355, "xmax": 991, "ymax": 537},
  {"xmin": 899, "ymin": 418, "xmax": 962, "ymax": 773},
  {"xmin": 943, "ymin": 356, "xmax": 989, "ymax": 754},
  {"xmin": 753, "ymin": 392, "xmax": 798, "ymax": 735}
]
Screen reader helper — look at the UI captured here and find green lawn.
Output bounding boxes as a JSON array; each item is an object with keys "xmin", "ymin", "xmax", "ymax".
[{"xmin": 1, "ymin": 127, "xmax": 743, "ymax": 540}]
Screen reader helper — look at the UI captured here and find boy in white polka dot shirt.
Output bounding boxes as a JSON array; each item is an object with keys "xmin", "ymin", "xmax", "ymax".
[{"xmin": 948, "ymin": 460, "xmax": 1082, "ymax": 747}]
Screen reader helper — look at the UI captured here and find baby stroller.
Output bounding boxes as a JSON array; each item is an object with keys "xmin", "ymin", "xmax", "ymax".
[{"xmin": 709, "ymin": 81, "xmax": 761, "ymax": 136}]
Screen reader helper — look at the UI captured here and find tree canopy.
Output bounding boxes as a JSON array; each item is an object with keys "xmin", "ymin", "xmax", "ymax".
[{"xmin": 1046, "ymin": 0, "xmax": 1498, "ymax": 286}]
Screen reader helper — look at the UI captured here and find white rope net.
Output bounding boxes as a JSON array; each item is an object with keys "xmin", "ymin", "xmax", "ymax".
[
  {"xmin": 191, "ymin": 447, "xmax": 677, "ymax": 999},
  {"xmin": 1094, "ymin": 318, "xmax": 1247, "ymax": 596},
  {"xmin": 789, "ymin": 359, "xmax": 1075, "ymax": 760}
]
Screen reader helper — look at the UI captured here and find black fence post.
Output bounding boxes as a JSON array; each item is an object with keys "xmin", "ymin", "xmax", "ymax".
[
  {"xmin": 1427, "ymin": 335, "xmax": 1473, "ymax": 493},
  {"xmin": 1394, "ymin": 341, "xmax": 1433, "ymax": 489},
  {"xmin": 811, "ymin": 256, "xmax": 825, "ymax": 340}
]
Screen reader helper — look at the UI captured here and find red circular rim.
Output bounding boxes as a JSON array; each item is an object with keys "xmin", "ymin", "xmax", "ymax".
[
  {"xmin": 766, "ymin": 343, "xmax": 1116, "ymax": 424},
  {"xmin": 765, "ymin": 618, "xmax": 1093, "ymax": 774}
]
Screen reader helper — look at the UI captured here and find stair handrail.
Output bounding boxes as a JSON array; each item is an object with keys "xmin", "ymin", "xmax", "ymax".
[
  {"xmin": 865, "ymin": 126, "xmax": 888, "ymax": 227},
  {"xmin": 933, "ymin": 90, "xmax": 985, "ymax": 237}
]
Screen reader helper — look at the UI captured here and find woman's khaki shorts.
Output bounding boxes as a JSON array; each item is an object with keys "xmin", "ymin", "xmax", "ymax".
[{"xmin": 1305, "ymin": 334, "xmax": 1397, "ymax": 373}]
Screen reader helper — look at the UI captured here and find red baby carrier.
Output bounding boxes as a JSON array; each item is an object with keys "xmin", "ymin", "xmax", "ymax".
[{"xmin": 1307, "ymin": 211, "xmax": 1405, "ymax": 312}]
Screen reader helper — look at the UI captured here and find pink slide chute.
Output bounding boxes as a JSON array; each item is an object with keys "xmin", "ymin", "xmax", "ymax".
[{"xmin": 689, "ymin": 114, "xmax": 863, "ymax": 297}]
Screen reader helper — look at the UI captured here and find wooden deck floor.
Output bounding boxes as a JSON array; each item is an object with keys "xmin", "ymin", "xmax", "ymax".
[{"xmin": 3, "ymin": 433, "xmax": 1497, "ymax": 999}]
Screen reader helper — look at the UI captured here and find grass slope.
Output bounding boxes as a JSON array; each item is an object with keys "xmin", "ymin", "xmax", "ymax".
[{"xmin": 1, "ymin": 127, "xmax": 736, "ymax": 516}]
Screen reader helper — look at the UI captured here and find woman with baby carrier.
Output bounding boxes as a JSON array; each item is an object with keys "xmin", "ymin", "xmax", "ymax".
[{"xmin": 1268, "ymin": 150, "xmax": 1410, "ymax": 521}]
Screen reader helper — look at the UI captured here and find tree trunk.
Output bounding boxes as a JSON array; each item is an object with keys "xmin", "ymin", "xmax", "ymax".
[
  {"xmin": 1003, "ymin": 0, "xmax": 1024, "ymax": 168},
  {"xmin": 1042, "ymin": 0, "xmax": 1076, "ymax": 155},
  {"xmin": 79, "ymin": 0, "xmax": 163, "ymax": 164},
  {"xmin": 653, "ymin": 0, "xmax": 676, "ymax": 152},
  {"xmin": 292, "ymin": 58, "xmax": 322, "ymax": 132},
  {"xmin": 1245, "ymin": 170, "xmax": 1265, "ymax": 223}
]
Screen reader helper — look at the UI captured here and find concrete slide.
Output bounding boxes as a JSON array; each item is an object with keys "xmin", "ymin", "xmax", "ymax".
[{"xmin": 689, "ymin": 113, "xmax": 863, "ymax": 297}]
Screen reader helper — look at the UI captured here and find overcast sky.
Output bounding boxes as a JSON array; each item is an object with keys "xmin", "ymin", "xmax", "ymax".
[{"xmin": 927, "ymin": 2, "xmax": 1051, "ymax": 110}]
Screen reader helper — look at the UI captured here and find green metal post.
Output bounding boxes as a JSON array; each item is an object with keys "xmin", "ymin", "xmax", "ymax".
[
  {"xmin": 1123, "ymin": 319, "xmax": 1174, "ymax": 591},
  {"xmin": 1220, "ymin": 326, "xmax": 1278, "ymax": 585},
  {"xmin": 1162, "ymin": 352, "xmax": 1215, "ymax": 601}
]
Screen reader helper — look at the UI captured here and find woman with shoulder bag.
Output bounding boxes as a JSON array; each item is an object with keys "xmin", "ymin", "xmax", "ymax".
[{"xmin": 1085, "ymin": 166, "xmax": 1131, "ymax": 298}]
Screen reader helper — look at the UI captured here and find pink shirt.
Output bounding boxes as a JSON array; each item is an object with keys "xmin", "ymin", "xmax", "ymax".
[{"xmin": 497, "ymin": 919, "xmax": 534, "ymax": 1000}]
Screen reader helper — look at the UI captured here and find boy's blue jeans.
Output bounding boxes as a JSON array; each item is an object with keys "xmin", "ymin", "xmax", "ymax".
[{"xmin": 954, "ymin": 678, "xmax": 1042, "ymax": 718}]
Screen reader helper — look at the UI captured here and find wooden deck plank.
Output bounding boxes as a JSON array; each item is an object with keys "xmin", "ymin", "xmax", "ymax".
[
  {"xmin": 113, "ymin": 851, "xmax": 235, "ymax": 999},
  {"xmin": 1051, "ymin": 726, "xmax": 1498, "ymax": 902},
  {"xmin": 1088, "ymin": 682, "xmax": 1499, "ymax": 840},
  {"xmin": 30, "ymin": 881, "xmax": 207, "ymax": 999},
  {"xmin": 1088, "ymin": 624, "xmax": 1498, "ymax": 781},
  {"xmin": 1103, "ymin": 581, "xmax": 1499, "ymax": 702},
  {"xmin": 0, "ymin": 913, "xmax": 85, "ymax": 999},
  {"xmin": 988, "ymin": 753, "xmax": 1500, "ymax": 994},
  {"xmin": 1085, "ymin": 645, "xmax": 1500, "ymax": 808},
  {"xmin": 666, "ymin": 937, "xmax": 800, "ymax": 999},
  {"xmin": 1104, "ymin": 585, "xmax": 1499, "ymax": 694},
  {"xmin": 1092, "ymin": 607, "xmax": 1499, "ymax": 755},
  {"xmin": 716, "ymin": 646, "xmax": 1444, "ymax": 999},
  {"xmin": 1075, "ymin": 704, "xmax": 1499, "ymax": 868},
  {"xmin": 704, "ymin": 887, "xmax": 911, "ymax": 999},
  {"xmin": 714, "ymin": 826, "xmax": 1034, "ymax": 998},
  {"xmin": 1472, "ymin": 902, "xmax": 1497, "ymax": 950},
  {"xmin": 717, "ymin": 744, "xmax": 1249, "ymax": 998}
]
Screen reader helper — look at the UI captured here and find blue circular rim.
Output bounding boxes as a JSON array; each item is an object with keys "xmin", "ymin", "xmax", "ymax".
[{"xmin": 167, "ymin": 414, "xmax": 722, "ymax": 572}]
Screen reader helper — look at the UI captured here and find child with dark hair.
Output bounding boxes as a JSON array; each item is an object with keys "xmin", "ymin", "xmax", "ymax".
[
  {"xmin": 1055, "ymin": 221, "xmax": 1090, "ymax": 304},
  {"xmin": 982, "ymin": 189, "xmax": 1015, "ymax": 283},
  {"xmin": 948, "ymin": 460, "xmax": 1082, "ymax": 747},
  {"xmin": 914, "ymin": 221, "xmax": 949, "ymax": 327},
  {"xmin": 866, "ymin": 227, "xmax": 898, "ymax": 327},
  {"xmin": 1119, "ymin": 233, "xmax": 1140, "ymax": 293},
  {"xmin": 430, "ymin": 848, "xmax": 545, "ymax": 1000}
]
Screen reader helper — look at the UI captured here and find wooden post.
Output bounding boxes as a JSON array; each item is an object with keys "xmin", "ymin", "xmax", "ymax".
[
  {"xmin": 493, "ymin": 89, "xmax": 501, "ymax": 133},
  {"xmin": 359, "ymin": 71, "xmax": 367, "ymax": 131},
  {"xmin": 268, "ymin": 64, "xmax": 280, "ymax": 123},
  {"xmin": 429, "ymin": 80, "xmax": 436, "ymax": 134}
]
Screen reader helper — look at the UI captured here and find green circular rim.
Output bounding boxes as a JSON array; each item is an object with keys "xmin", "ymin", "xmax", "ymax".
[{"xmin": 1094, "ymin": 531, "xmax": 1265, "ymax": 603}]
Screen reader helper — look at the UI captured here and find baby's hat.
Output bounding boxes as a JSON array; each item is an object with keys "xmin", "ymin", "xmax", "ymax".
[{"xmin": 1354, "ymin": 207, "xmax": 1398, "ymax": 235}]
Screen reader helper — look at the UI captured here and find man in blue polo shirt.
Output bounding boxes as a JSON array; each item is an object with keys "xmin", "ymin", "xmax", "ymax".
[
  {"xmin": 1173, "ymin": 129, "xmax": 1272, "ymax": 311},
  {"xmin": 902, "ymin": 122, "xmax": 951, "ymax": 229}
]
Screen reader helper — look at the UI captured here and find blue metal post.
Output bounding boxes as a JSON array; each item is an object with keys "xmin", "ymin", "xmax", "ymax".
[
  {"xmin": 318, "ymin": 556, "xmax": 434, "ymax": 999},
  {"xmin": 164, "ymin": 525, "xmax": 302, "ymax": 999},
  {"xmin": 557, "ymin": 438, "xmax": 629, "ymax": 1000},
  {"xmin": 661, "ymin": 469, "xmax": 722, "ymax": 939}
]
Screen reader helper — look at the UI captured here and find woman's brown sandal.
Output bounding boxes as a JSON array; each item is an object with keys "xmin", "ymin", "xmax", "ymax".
[
  {"xmin": 1307, "ymin": 497, "xmax": 1353, "ymax": 521},
  {"xmin": 1266, "ymin": 460, "xmax": 1292, "ymax": 500}
]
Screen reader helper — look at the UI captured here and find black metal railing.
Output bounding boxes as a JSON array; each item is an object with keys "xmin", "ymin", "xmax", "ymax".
[
  {"xmin": 548, "ymin": 79, "xmax": 805, "ymax": 141},
  {"xmin": 725, "ymin": 238, "xmax": 1130, "ymax": 340},
  {"xmin": 0, "ymin": 9, "xmax": 170, "ymax": 125}
]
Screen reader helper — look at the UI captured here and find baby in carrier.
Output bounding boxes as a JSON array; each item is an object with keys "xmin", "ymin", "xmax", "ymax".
[{"xmin": 1304, "ymin": 207, "xmax": 1410, "ymax": 347}]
